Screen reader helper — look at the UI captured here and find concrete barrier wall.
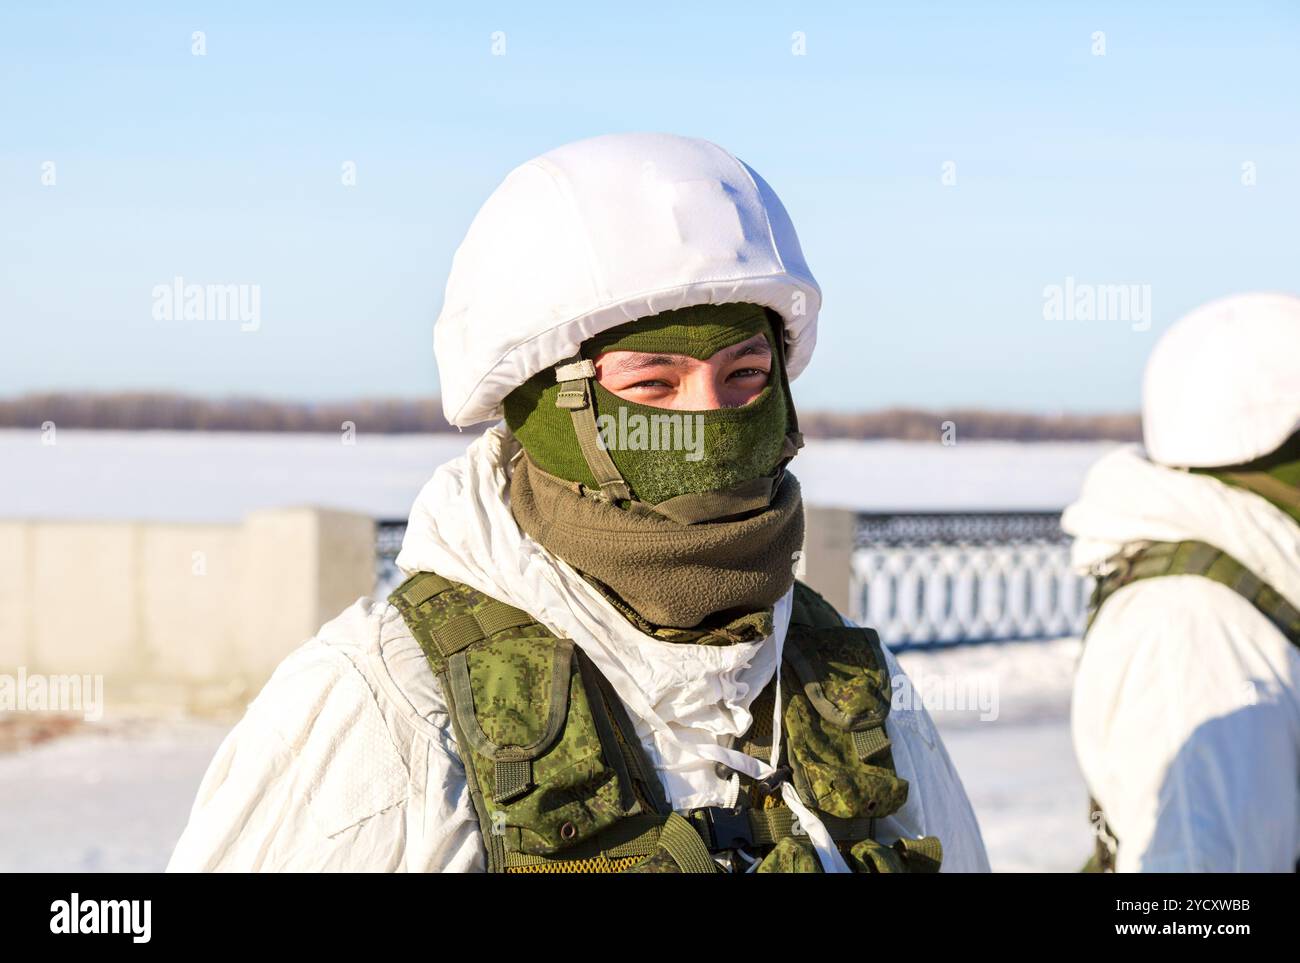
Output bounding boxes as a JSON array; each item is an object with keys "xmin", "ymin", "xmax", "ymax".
[
  {"xmin": 1, "ymin": 504, "xmax": 857, "ymax": 717},
  {"xmin": 0, "ymin": 508, "xmax": 375, "ymax": 716},
  {"xmin": 801, "ymin": 506, "xmax": 857, "ymax": 616}
]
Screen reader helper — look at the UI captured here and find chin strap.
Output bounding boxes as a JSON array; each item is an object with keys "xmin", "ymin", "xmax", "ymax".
[{"xmin": 554, "ymin": 355, "xmax": 633, "ymax": 503}]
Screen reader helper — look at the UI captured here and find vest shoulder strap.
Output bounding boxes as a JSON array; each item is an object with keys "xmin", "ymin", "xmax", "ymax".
[
  {"xmin": 388, "ymin": 570, "xmax": 540, "ymax": 669},
  {"xmin": 389, "ymin": 571, "xmax": 678, "ymax": 872},
  {"xmin": 1088, "ymin": 539, "xmax": 1300, "ymax": 646}
]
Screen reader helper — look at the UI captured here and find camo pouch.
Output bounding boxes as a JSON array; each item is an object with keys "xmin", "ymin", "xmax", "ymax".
[
  {"xmin": 754, "ymin": 836, "xmax": 824, "ymax": 873},
  {"xmin": 448, "ymin": 634, "xmax": 638, "ymax": 856},
  {"xmin": 782, "ymin": 623, "xmax": 910, "ymax": 821},
  {"xmin": 849, "ymin": 836, "xmax": 944, "ymax": 873}
]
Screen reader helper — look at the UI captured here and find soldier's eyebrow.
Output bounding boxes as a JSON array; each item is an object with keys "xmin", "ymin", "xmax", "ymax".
[
  {"xmin": 606, "ymin": 353, "xmax": 688, "ymax": 373},
  {"xmin": 724, "ymin": 337, "xmax": 772, "ymax": 363}
]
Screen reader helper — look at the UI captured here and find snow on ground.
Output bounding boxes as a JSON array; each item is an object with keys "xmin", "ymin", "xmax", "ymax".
[
  {"xmin": 0, "ymin": 716, "xmax": 231, "ymax": 872},
  {"xmin": 896, "ymin": 636, "xmax": 1093, "ymax": 872},
  {"xmin": 0, "ymin": 637, "xmax": 1087, "ymax": 873},
  {"xmin": 796, "ymin": 438, "xmax": 1119, "ymax": 513},
  {"xmin": 0, "ymin": 429, "xmax": 1122, "ymax": 521}
]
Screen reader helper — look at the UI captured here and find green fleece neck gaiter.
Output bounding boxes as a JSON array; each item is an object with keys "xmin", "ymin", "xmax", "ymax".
[
  {"xmin": 1194, "ymin": 430, "xmax": 1300, "ymax": 525},
  {"xmin": 504, "ymin": 302, "xmax": 796, "ymax": 509},
  {"xmin": 509, "ymin": 453, "xmax": 805, "ymax": 628}
]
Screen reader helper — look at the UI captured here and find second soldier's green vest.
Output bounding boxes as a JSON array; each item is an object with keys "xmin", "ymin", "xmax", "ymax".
[{"xmin": 389, "ymin": 573, "xmax": 942, "ymax": 874}]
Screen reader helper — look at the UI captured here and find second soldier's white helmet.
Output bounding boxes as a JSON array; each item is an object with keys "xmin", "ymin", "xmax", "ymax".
[{"xmin": 1143, "ymin": 292, "xmax": 1300, "ymax": 467}]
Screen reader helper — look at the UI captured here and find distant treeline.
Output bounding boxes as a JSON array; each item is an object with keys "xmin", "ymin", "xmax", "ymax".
[
  {"xmin": 0, "ymin": 393, "xmax": 1141, "ymax": 442},
  {"xmin": 0, "ymin": 393, "xmax": 452, "ymax": 433},
  {"xmin": 798, "ymin": 407, "xmax": 1141, "ymax": 442}
]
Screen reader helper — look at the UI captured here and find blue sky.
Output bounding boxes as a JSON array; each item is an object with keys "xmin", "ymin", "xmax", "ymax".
[{"xmin": 3, "ymin": 1, "xmax": 1297, "ymax": 413}]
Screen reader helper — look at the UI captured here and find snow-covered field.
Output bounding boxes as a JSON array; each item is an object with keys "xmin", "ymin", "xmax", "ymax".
[
  {"xmin": 0, "ymin": 428, "xmax": 1104, "ymax": 872},
  {"xmin": 0, "ymin": 717, "xmax": 230, "ymax": 873},
  {"xmin": 0, "ymin": 428, "xmax": 1121, "ymax": 520}
]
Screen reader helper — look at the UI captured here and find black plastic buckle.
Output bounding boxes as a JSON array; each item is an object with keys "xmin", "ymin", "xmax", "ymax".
[{"xmin": 689, "ymin": 806, "xmax": 753, "ymax": 851}]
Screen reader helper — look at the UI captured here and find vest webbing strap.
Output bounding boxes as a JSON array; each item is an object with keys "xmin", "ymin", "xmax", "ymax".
[
  {"xmin": 1088, "ymin": 539, "xmax": 1300, "ymax": 646},
  {"xmin": 428, "ymin": 604, "xmax": 536, "ymax": 661},
  {"xmin": 658, "ymin": 812, "xmax": 720, "ymax": 873},
  {"xmin": 394, "ymin": 570, "xmax": 451, "ymax": 608}
]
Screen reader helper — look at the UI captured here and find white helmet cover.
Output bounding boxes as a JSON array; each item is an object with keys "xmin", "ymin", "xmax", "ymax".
[
  {"xmin": 1143, "ymin": 292, "xmax": 1300, "ymax": 467},
  {"xmin": 433, "ymin": 133, "xmax": 821, "ymax": 427}
]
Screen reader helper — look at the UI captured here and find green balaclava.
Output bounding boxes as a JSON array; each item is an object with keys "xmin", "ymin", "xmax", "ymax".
[
  {"xmin": 1193, "ymin": 429, "xmax": 1300, "ymax": 525},
  {"xmin": 503, "ymin": 301, "xmax": 807, "ymax": 631},
  {"xmin": 504, "ymin": 301, "xmax": 801, "ymax": 517}
]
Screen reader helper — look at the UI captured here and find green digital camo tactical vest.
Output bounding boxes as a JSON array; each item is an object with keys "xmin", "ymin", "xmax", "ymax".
[
  {"xmin": 1082, "ymin": 539, "xmax": 1300, "ymax": 873},
  {"xmin": 388, "ymin": 573, "xmax": 943, "ymax": 873}
]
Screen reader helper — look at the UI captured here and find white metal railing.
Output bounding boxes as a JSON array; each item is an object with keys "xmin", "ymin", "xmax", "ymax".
[{"xmin": 851, "ymin": 512, "xmax": 1091, "ymax": 648}]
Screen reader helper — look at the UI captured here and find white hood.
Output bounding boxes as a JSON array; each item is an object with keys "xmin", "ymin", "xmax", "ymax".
[
  {"xmin": 432, "ymin": 132, "xmax": 821, "ymax": 427},
  {"xmin": 1061, "ymin": 444, "xmax": 1300, "ymax": 610}
]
